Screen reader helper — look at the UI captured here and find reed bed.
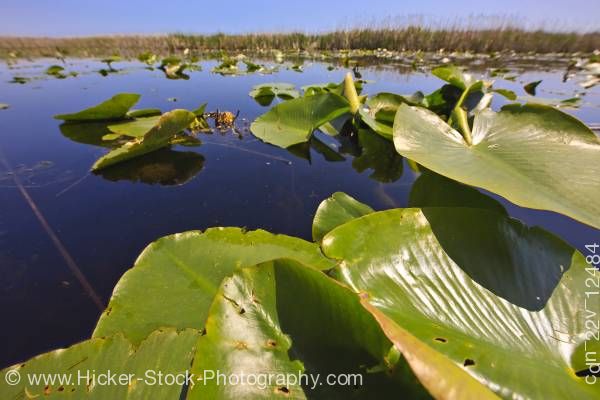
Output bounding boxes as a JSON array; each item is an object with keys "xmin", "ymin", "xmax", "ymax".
[{"xmin": 1, "ymin": 27, "xmax": 598, "ymax": 58}]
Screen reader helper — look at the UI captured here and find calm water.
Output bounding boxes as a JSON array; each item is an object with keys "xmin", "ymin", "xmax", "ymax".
[{"xmin": 1, "ymin": 58, "xmax": 599, "ymax": 367}]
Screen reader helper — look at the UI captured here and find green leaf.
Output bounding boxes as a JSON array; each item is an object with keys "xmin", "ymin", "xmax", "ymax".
[
  {"xmin": 393, "ymin": 103, "xmax": 600, "ymax": 229},
  {"xmin": 54, "ymin": 93, "xmax": 140, "ymax": 121},
  {"xmin": 46, "ymin": 64, "xmax": 66, "ymax": 77},
  {"xmin": 431, "ymin": 65, "xmax": 478, "ymax": 90},
  {"xmin": 92, "ymin": 109, "xmax": 195, "ymax": 171},
  {"xmin": 249, "ymin": 83, "xmax": 300, "ymax": 106},
  {"xmin": 491, "ymin": 88, "xmax": 517, "ymax": 101},
  {"xmin": 312, "ymin": 192, "xmax": 374, "ymax": 242},
  {"xmin": 250, "ymin": 93, "xmax": 350, "ymax": 148},
  {"xmin": 93, "ymin": 228, "xmax": 335, "ymax": 344},
  {"xmin": 191, "ymin": 103, "xmax": 207, "ymax": 117},
  {"xmin": 523, "ymin": 80, "xmax": 542, "ymax": 96},
  {"xmin": 188, "ymin": 259, "xmax": 431, "ymax": 399},
  {"xmin": 322, "ymin": 207, "xmax": 600, "ymax": 399},
  {"xmin": 362, "ymin": 302, "xmax": 500, "ymax": 400},
  {"xmin": 106, "ymin": 116, "xmax": 162, "ymax": 139},
  {"xmin": 243, "ymin": 60, "xmax": 263, "ymax": 72},
  {"xmin": 358, "ymin": 92, "xmax": 416, "ymax": 139},
  {"xmin": 0, "ymin": 328, "xmax": 199, "ymax": 399},
  {"xmin": 126, "ymin": 108, "xmax": 162, "ymax": 118},
  {"xmin": 137, "ymin": 52, "xmax": 157, "ymax": 65}
]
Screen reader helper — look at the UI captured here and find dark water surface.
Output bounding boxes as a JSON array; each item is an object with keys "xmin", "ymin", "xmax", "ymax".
[{"xmin": 1, "ymin": 59, "xmax": 599, "ymax": 367}]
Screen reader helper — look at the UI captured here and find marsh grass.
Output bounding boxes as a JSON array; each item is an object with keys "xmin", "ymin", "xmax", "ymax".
[{"xmin": 1, "ymin": 27, "xmax": 598, "ymax": 58}]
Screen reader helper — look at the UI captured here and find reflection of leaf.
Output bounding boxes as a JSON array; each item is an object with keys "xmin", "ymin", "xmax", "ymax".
[
  {"xmin": 59, "ymin": 121, "xmax": 115, "ymax": 147},
  {"xmin": 323, "ymin": 207, "xmax": 599, "ymax": 399},
  {"xmin": 250, "ymin": 93, "xmax": 350, "ymax": 148},
  {"xmin": 93, "ymin": 228, "xmax": 335, "ymax": 344},
  {"xmin": 188, "ymin": 259, "xmax": 431, "ymax": 399},
  {"xmin": 0, "ymin": 328, "xmax": 199, "ymax": 399},
  {"xmin": 96, "ymin": 149, "xmax": 204, "ymax": 185},
  {"xmin": 393, "ymin": 103, "xmax": 600, "ymax": 229},
  {"xmin": 352, "ymin": 129, "xmax": 403, "ymax": 183},
  {"xmin": 310, "ymin": 136, "xmax": 345, "ymax": 162},
  {"xmin": 312, "ymin": 191, "xmax": 374, "ymax": 242},
  {"xmin": 54, "ymin": 93, "xmax": 140, "ymax": 121},
  {"xmin": 10, "ymin": 76, "xmax": 29, "ymax": 84},
  {"xmin": 523, "ymin": 80, "xmax": 542, "ymax": 96},
  {"xmin": 92, "ymin": 109, "xmax": 195, "ymax": 171}
]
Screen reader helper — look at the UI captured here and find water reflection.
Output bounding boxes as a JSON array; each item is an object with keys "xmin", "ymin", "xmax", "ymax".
[{"xmin": 95, "ymin": 148, "xmax": 204, "ymax": 185}]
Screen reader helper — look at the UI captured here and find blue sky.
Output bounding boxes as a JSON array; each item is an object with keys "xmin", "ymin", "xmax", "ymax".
[{"xmin": 1, "ymin": 0, "xmax": 599, "ymax": 36}]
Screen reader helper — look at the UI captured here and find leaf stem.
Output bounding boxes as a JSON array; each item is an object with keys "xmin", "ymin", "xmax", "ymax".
[{"xmin": 452, "ymin": 87, "xmax": 473, "ymax": 146}]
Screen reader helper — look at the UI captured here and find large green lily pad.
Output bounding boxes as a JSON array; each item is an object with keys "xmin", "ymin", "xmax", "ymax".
[
  {"xmin": 54, "ymin": 93, "xmax": 140, "ymax": 121},
  {"xmin": 93, "ymin": 228, "xmax": 335, "ymax": 344},
  {"xmin": 250, "ymin": 93, "xmax": 350, "ymax": 148},
  {"xmin": 0, "ymin": 328, "xmax": 198, "ymax": 399},
  {"xmin": 393, "ymin": 103, "xmax": 600, "ymax": 229},
  {"xmin": 188, "ymin": 259, "xmax": 432, "ymax": 399},
  {"xmin": 322, "ymin": 207, "xmax": 600, "ymax": 399}
]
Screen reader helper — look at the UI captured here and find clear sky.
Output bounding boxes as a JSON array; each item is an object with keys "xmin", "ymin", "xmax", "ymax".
[{"xmin": 1, "ymin": 0, "xmax": 599, "ymax": 37}]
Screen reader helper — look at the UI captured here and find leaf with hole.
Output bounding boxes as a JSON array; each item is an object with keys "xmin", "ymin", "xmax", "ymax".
[
  {"xmin": 188, "ymin": 258, "xmax": 433, "ymax": 399},
  {"xmin": 93, "ymin": 227, "xmax": 335, "ymax": 344},
  {"xmin": 323, "ymin": 207, "xmax": 600, "ymax": 399}
]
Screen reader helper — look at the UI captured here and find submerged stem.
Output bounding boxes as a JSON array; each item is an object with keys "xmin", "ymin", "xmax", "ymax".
[{"xmin": 343, "ymin": 72, "xmax": 360, "ymax": 114}]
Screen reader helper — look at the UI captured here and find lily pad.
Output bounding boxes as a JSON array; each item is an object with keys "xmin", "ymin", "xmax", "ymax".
[
  {"xmin": 93, "ymin": 227, "xmax": 335, "ymax": 344},
  {"xmin": 323, "ymin": 207, "xmax": 600, "ymax": 399},
  {"xmin": 0, "ymin": 328, "xmax": 199, "ymax": 399},
  {"xmin": 312, "ymin": 191, "xmax": 374, "ymax": 242},
  {"xmin": 127, "ymin": 108, "xmax": 162, "ymax": 118},
  {"xmin": 92, "ymin": 109, "xmax": 195, "ymax": 171},
  {"xmin": 188, "ymin": 259, "xmax": 432, "ymax": 399},
  {"xmin": 54, "ymin": 93, "xmax": 140, "ymax": 121},
  {"xmin": 431, "ymin": 65, "xmax": 479, "ymax": 90},
  {"xmin": 106, "ymin": 116, "xmax": 162, "ymax": 139},
  {"xmin": 250, "ymin": 93, "xmax": 350, "ymax": 148},
  {"xmin": 393, "ymin": 103, "xmax": 600, "ymax": 229},
  {"xmin": 249, "ymin": 83, "xmax": 300, "ymax": 106}
]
